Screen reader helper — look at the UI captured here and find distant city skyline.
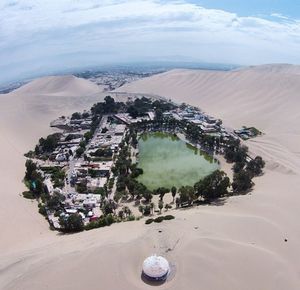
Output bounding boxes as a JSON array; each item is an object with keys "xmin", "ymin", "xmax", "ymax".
[{"xmin": 1, "ymin": 0, "xmax": 300, "ymax": 84}]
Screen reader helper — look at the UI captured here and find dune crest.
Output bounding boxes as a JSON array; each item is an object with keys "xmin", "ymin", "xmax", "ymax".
[{"xmin": 11, "ymin": 75, "xmax": 103, "ymax": 97}]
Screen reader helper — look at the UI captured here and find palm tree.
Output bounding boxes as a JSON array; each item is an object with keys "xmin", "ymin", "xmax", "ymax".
[
  {"xmin": 158, "ymin": 200, "xmax": 164, "ymax": 214},
  {"xmin": 138, "ymin": 205, "xmax": 144, "ymax": 215},
  {"xmin": 123, "ymin": 206, "xmax": 131, "ymax": 217},
  {"xmin": 118, "ymin": 210, "xmax": 124, "ymax": 220},
  {"xmin": 150, "ymin": 202, "xmax": 155, "ymax": 215},
  {"xmin": 171, "ymin": 186, "xmax": 177, "ymax": 203}
]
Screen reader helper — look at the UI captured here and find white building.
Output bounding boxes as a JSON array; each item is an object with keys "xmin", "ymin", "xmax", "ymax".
[{"xmin": 142, "ymin": 255, "xmax": 170, "ymax": 281}]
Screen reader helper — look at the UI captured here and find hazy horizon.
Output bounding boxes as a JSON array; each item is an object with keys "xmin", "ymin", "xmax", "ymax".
[{"xmin": 1, "ymin": 0, "xmax": 300, "ymax": 85}]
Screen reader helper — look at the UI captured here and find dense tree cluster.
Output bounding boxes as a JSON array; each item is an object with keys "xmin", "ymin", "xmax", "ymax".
[
  {"xmin": 46, "ymin": 192, "xmax": 65, "ymax": 212},
  {"xmin": 41, "ymin": 166, "xmax": 66, "ymax": 189},
  {"xmin": 153, "ymin": 187, "xmax": 170, "ymax": 201},
  {"xmin": 71, "ymin": 112, "xmax": 82, "ymax": 120},
  {"xmin": 59, "ymin": 213, "xmax": 84, "ymax": 233},
  {"xmin": 91, "ymin": 96, "xmax": 125, "ymax": 115},
  {"xmin": 178, "ymin": 186, "xmax": 196, "ymax": 206},
  {"xmin": 231, "ymin": 156, "xmax": 265, "ymax": 193},
  {"xmin": 194, "ymin": 170, "xmax": 230, "ymax": 202},
  {"xmin": 90, "ymin": 148, "xmax": 113, "ymax": 158},
  {"xmin": 224, "ymin": 140, "xmax": 248, "ymax": 163},
  {"xmin": 35, "ymin": 133, "xmax": 61, "ymax": 154},
  {"xmin": 223, "ymin": 138, "xmax": 265, "ymax": 193},
  {"xmin": 75, "ymin": 140, "xmax": 87, "ymax": 158},
  {"xmin": 173, "ymin": 170, "xmax": 231, "ymax": 207},
  {"xmin": 246, "ymin": 156, "xmax": 265, "ymax": 177},
  {"xmin": 127, "ymin": 97, "xmax": 176, "ymax": 119},
  {"xmin": 24, "ymin": 159, "xmax": 45, "ymax": 198},
  {"xmin": 110, "ymin": 131, "xmax": 154, "ymax": 204}
]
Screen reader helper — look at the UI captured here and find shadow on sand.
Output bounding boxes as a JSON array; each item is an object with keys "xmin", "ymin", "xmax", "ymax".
[
  {"xmin": 140, "ymin": 273, "xmax": 167, "ymax": 286},
  {"xmin": 141, "ymin": 264, "xmax": 176, "ymax": 286}
]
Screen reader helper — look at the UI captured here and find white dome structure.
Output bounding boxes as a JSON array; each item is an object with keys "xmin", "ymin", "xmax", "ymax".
[{"xmin": 142, "ymin": 255, "xmax": 170, "ymax": 281}]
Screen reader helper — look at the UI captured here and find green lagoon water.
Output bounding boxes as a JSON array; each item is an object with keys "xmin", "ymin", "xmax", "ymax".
[{"xmin": 137, "ymin": 132, "xmax": 219, "ymax": 190}]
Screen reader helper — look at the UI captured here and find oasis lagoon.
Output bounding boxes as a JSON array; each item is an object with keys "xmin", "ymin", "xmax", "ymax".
[{"xmin": 136, "ymin": 132, "xmax": 219, "ymax": 190}]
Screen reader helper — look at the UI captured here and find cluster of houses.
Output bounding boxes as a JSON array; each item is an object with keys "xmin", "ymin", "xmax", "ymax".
[
  {"xmin": 49, "ymin": 133, "xmax": 84, "ymax": 162},
  {"xmin": 234, "ymin": 127, "xmax": 261, "ymax": 140},
  {"xmin": 50, "ymin": 113, "xmax": 92, "ymax": 131},
  {"xmin": 114, "ymin": 112, "xmax": 155, "ymax": 125},
  {"xmin": 164, "ymin": 106, "xmax": 235, "ymax": 140},
  {"xmin": 42, "ymin": 99, "xmax": 257, "ymax": 229},
  {"xmin": 70, "ymin": 161, "xmax": 113, "ymax": 190},
  {"xmin": 88, "ymin": 116, "xmax": 126, "ymax": 151},
  {"xmin": 48, "ymin": 193, "xmax": 102, "ymax": 228},
  {"xmin": 45, "ymin": 114, "xmax": 129, "ymax": 228}
]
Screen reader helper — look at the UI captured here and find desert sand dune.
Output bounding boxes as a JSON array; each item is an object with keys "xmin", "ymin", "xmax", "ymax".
[
  {"xmin": 1, "ymin": 66, "xmax": 300, "ymax": 290},
  {"xmin": 118, "ymin": 65, "xmax": 300, "ymax": 170},
  {"xmin": 13, "ymin": 75, "xmax": 103, "ymax": 97},
  {"xmin": 0, "ymin": 76, "xmax": 106, "ymax": 254}
]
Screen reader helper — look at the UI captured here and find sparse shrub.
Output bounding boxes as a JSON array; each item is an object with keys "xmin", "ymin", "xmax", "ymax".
[
  {"xmin": 105, "ymin": 214, "xmax": 115, "ymax": 226},
  {"xmin": 164, "ymin": 215, "xmax": 175, "ymax": 220},
  {"xmin": 127, "ymin": 215, "xmax": 135, "ymax": 221},
  {"xmin": 84, "ymin": 221, "xmax": 99, "ymax": 231},
  {"xmin": 145, "ymin": 218, "xmax": 154, "ymax": 224},
  {"xmin": 38, "ymin": 203, "xmax": 47, "ymax": 216},
  {"xmin": 22, "ymin": 191, "xmax": 35, "ymax": 199},
  {"xmin": 154, "ymin": 216, "xmax": 164, "ymax": 223}
]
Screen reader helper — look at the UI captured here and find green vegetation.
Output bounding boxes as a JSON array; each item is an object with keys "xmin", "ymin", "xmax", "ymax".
[
  {"xmin": 90, "ymin": 148, "xmax": 113, "ymax": 160},
  {"xmin": 236, "ymin": 126, "xmax": 262, "ymax": 140},
  {"xmin": 76, "ymin": 146, "xmax": 85, "ymax": 158},
  {"xmin": 164, "ymin": 215, "xmax": 175, "ymax": 220},
  {"xmin": 126, "ymin": 97, "xmax": 175, "ymax": 119},
  {"xmin": 35, "ymin": 133, "xmax": 62, "ymax": 154},
  {"xmin": 223, "ymin": 138, "xmax": 265, "ymax": 193},
  {"xmin": 65, "ymin": 134, "xmax": 76, "ymax": 141},
  {"xmin": 84, "ymin": 213, "xmax": 136, "ymax": 231},
  {"xmin": 145, "ymin": 215, "xmax": 175, "ymax": 225},
  {"xmin": 41, "ymin": 166, "xmax": 65, "ymax": 189},
  {"xmin": 71, "ymin": 112, "xmax": 82, "ymax": 120},
  {"xmin": 158, "ymin": 200, "xmax": 164, "ymax": 214},
  {"xmin": 224, "ymin": 140, "xmax": 248, "ymax": 163},
  {"xmin": 138, "ymin": 205, "xmax": 151, "ymax": 216},
  {"xmin": 194, "ymin": 170, "xmax": 230, "ymax": 202},
  {"xmin": 246, "ymin": 156, "xmax": 265, "ymax": 177},
  {"xmin": 22, "ymin": 191, "xmax": 35, "ymax": 199},
  {"xmin": 24, "ymin": 159, "xmax": 46, "ymax": 198},
  {"xmin": 76, "ymin": 179, "xmax": 87, "ymax": 193},
  {"xmin": 145, "ymin": 218, "xmax": 154, "ymax": 224},
  {"xmin": 154, "ymin": 216, "xmax": 164, "ymax": 223},
  {"xmin": 171, "ymin": 186, "xmax": 177, "ymax": 202},
  {"xmin": 178, "ymin": 186, "xmax": 195, "ymax": 206},
  {"xmin": 46, "ymin": 192, "xmax": 65, "ymax": 212},
  {"xmin": 232, "ymin": 170, "xmax": 253, "ymax": 192},
  {"xmin": 59, "ymin": 213, "xmax": 84, "ymax": 233},
  {"xmin": 38, "ymin": 203, "xmax": 47, "ymax": 216},
  {"xmin": 91, "ymin": 96, "xmax": 125, "ymax": 115},
  {"xmin": 22, "ymin": 95, "xmax": 265, "ymax": 234}
]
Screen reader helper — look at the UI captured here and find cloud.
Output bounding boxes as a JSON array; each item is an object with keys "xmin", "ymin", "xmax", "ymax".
[
  {"xmin": 270, "ymin": 13, "xmax": 291, "ymax": 20},
  {"xmin": 0, "ymin": 0, "xmax": 300, "ymax": 84}
]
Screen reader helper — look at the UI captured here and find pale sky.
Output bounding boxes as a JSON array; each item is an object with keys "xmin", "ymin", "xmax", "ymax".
[{"xmin": 1, "ymin": 0, "xmax": 300, "ymax": 84}]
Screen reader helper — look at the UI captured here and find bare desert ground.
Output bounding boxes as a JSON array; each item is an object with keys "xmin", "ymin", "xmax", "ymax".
[{"xmin": 1, "ymin": 66, "xmax": 300, "ymax": 290}]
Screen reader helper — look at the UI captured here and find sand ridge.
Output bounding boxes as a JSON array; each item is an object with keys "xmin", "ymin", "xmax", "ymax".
[{"xmin": 12, "ymin": 75, "xmax": 103, "ymax": 97}]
